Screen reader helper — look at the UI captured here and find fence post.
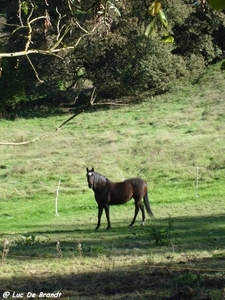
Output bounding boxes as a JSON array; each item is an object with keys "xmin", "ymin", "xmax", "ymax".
[{"xmin": 55, "ymin": 180, "xmax": 60, "ymax": 216}]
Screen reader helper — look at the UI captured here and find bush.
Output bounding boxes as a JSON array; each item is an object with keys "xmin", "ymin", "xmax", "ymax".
[{"xmin": 149, "ymin": 217, "xmax": 174, "ymax": 246}]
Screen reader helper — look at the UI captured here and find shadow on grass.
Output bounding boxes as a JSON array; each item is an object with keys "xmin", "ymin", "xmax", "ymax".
[
  {"xmin": 0, "ymin": 256, "xmax": 224, "ymax": 300},
  {"xmin": 2, "ymin": 213, "xmax": 225, "ymax": 258},
  {"xmin": 1, "ymin": 214, "xmax": 225, "ymax": 299},
  {"xmin": 3, "ymin": 93, "xmax": 106, "ymax": 120}
]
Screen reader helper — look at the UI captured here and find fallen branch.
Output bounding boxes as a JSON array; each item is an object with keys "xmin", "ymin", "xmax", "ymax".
[
  {"xmin": 0, "ymin": 88, "xmax": 97, "ymax": 146},
  {"xmin": 0, "ymin": 87, "xmax": 130, "ymax": 146},
  {"xmin": 0, "ymin": 133, "xmax": 52, "ymax": 146},
  {"xmin": 55, "ymin": 87, "xmax": 97, "ymax": 131}
]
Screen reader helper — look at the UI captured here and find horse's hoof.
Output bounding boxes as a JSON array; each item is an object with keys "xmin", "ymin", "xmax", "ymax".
[{"xmin": 141, "ymin": 222, "xmax": 145, "ymax": 226}]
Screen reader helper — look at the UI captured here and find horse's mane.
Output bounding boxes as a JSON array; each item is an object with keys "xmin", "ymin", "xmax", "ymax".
[{"xmin": 93, "ymin": 171, "xmax": 109, "ymax": 183}]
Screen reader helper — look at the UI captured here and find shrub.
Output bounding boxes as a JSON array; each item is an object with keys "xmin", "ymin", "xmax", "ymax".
[{"xmin": 149, "ymin": 217, "xmax": 174, "ymax": 246}]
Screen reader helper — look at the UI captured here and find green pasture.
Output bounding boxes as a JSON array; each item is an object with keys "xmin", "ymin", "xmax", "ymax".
[{"xmin": 0, "ymin": 62, "xmax": 225, "ymax": 299}]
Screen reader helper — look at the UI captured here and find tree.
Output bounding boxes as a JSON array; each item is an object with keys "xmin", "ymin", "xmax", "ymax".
[
  {"xmin": 0, "ymin": 0, "xmax": 123, "ymax": 109},
  {"xmin": 0, "ymin": 0, "xmax": 224, "ymax": 112}
]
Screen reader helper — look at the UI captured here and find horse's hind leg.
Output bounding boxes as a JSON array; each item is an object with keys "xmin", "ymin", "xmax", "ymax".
[
  {"xmin": 139, "ymin": 203, "xmax": 146, "ymax": 225},
  {"xmin": 129, "ymin": 201, "xmax": 141, "ymax": 227}
]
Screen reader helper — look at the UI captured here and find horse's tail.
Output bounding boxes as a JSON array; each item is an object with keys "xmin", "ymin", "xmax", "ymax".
[{"xmin": 144, "ymin": 191, "xmax": 154, "ymax": 217}]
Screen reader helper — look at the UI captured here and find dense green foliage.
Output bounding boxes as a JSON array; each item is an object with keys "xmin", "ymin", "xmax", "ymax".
[{"xmin": 0, "ymin": 0, "xmax": 225, "ymax": 111}]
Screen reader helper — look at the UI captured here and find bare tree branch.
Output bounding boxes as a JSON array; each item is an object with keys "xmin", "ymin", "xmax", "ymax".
[
  {"xmin": 25, "ymin": 54, "xmax": 44, "ymax": 83},
  {"xmin": 0, "ymin": 0, "xmax": 121, "ymax": 83},
  {"xmin": 0, "ymin": 18, "xmax": 98, "ymax": 57},
  {"xmin": 17, "ymin": 0, "xmax": 24, "ymax": 26},
  {"xmin": 56, "ymin": 7, "xmax": 66, "ymax": 40},
  {"xmin": 0, "ymin": 133, "xmax": 52, "ymax": 146}
]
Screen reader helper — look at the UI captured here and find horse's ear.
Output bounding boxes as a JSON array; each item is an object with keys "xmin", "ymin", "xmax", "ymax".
[
  {"xmin": 86, "ymin": 167, "xmax": 89, "ymax": 172},
  {"xmin": 91, "ymin": 167, "xmax": 94, "ymax": 171}
]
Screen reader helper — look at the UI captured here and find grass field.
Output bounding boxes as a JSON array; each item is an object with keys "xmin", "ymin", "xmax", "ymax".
[{"xmin": 0, "ymin": 62, "xmax": 225, "ymax": 299}]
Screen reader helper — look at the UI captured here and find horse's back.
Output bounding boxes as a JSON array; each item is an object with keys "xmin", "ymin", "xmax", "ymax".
[
  {"xmin": 109, "ymin": 178, "xmax": 147, "ymax": 204},
  {"xmin": 123, "ymin": 178, "xmax": 147, "ymax": 191},
  {"xmin": 124, "ymin": 177, "xmax": 147, "ymax": 185},
  {"xmin": 109, "ymin": 181, "xmax": 133, "ymax": 204},
  {"xmin": 125, "ymin": 177, "xmax": 148, "ymax": 195}
]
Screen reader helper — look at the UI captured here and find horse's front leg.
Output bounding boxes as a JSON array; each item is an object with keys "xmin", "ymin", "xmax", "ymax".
[
  {"xmin": 104, "ymin": 204, "xmax": 111, "ymax": 230},
  {"xmin": 96, "ymin": 205, "xmax": 103, "ymax": 230}
]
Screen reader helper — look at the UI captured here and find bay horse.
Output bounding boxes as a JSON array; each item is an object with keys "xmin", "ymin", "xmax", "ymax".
[{"xmin": 86, "ymin": 167, "xmax": 154, "ymax": 229}]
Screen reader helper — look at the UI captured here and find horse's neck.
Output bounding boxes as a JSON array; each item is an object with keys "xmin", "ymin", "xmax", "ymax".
[
  {"xmin": 93, "ymin": 172, "xmax": 109, "ymax": 189},
  {"xmin": 95, "ymin": 172, "xmax": 108, "ymax": 182}
]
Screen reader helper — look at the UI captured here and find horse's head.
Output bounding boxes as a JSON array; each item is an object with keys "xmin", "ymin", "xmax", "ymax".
[
  {"xmin": 86, "ymin": 167, "xmax": 108, "ymax": 189},
  {"xmin": 86, "ymin": 167, "xmax": 95, "ymax": 188}
]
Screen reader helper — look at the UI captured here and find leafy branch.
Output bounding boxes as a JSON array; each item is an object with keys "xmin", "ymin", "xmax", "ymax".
[{"xmin": 145, "ymin": 1, "xmax": 174, "ymax": 43}]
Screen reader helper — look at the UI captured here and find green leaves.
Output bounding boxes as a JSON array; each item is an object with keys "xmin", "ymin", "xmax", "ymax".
[
  {"xmin": 209, "ymin": 0, "xmax": 225, "ymax": 9},
  {"xmin": 158, "ymin": 9, "xmax": 169, "ymax": 29},
  {"xmin": 162, "ymin": 34, "xmax": 174, "ymax": 43},
  {"xmin": 145, "ymin": 18, "xmax": 156, "ymax": 38},
  {"xmin": 148, "ymin": 1, "xmax": 162, "ymax": 16},
  {"xmin": 149, "ymin": 217, "xmax": 174, "ymax": 246},
  {"xmin": 108, "ymin": 2, "xmax": 121, "ymax": 17},
  {"xmin": 145, "ymin": 1, "xmax": 174, "ymax": 43},
  {"xmin": 21, "ymin": 1, "xmax": 30, "ymax": 15},
  {"xmin": 221, "ymin": 61, "xmax": 225, "ymax": 72}
]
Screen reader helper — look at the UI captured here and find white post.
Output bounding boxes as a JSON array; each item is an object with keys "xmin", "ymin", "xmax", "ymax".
[
  {"xmin": 196, "ymin": 166, "xmax": 199, "ymax": 197},
  {"xmin": 55, "ymin": 180, "xmax": 60, "ymax": 216}
]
